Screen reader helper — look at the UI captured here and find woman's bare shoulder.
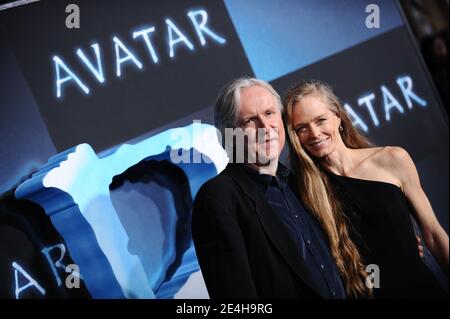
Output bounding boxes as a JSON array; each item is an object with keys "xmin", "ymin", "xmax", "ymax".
[
  {"xmin": 351, "ymin": 147, "xmax": 407, "ymax": 187},
  {"xmin": 371, "ymin": 146, "xmax": 411, "ymax": 168},
  {"xmin": 352, "ymin": 147, "xmax": 385, "ymax": 166},
  {"xmin": 368, "ymin": 146, "xmax": 415, "ymax": 185}
]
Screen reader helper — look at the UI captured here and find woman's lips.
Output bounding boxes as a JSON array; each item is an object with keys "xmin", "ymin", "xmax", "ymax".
[{"xmin": 309, "ymin": 137, "xmax": 330, "ymax": 149}]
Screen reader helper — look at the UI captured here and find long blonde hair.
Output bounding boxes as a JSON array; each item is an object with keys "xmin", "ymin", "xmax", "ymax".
[{"xmin": 284, "ymin": 80, "xmax": 372, "ymax": 298}]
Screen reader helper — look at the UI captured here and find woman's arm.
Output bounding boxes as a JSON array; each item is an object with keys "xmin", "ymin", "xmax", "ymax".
[{"xmin": 389, "ymin": 147, "xmax": 449, "ymax": 272}]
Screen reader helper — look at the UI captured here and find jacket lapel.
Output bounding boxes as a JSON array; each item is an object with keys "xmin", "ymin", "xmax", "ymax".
[{"xmin": 224, "ymin": 164, "xmax": 325, "ymax": 297}]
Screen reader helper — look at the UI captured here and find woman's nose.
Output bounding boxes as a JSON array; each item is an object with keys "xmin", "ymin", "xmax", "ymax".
[{"xmin": 309, "ymin": 125, "xmax": 321, "ymax": 139}]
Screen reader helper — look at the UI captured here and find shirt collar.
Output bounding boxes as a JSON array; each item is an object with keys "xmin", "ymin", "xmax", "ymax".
[{"xmin": 241, "ymin": 162, "xmax": 290, "ymax": 192}]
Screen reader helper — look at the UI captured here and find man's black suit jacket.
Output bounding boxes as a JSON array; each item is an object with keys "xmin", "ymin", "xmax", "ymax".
[{"xmin": 192, "ymin": 163, "xmax": 324, "ymax": 299}]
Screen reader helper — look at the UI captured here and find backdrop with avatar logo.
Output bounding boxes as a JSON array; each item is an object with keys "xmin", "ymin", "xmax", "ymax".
[{"xmin": 0, "ymin": 0, "xmax": 447, "ymax": 298}]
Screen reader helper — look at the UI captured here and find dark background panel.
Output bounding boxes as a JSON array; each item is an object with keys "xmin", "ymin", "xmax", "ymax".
[
  {"xmin": 0, "ymin": 194, "xmax": 91, "ymax": 298},
  {"xmin": 0, "ymin": 28, "xmax": 56, "ymax": 196},
  {"xmin": 0, "ymin": 0, "xmax": 254, "ymax": 152}
]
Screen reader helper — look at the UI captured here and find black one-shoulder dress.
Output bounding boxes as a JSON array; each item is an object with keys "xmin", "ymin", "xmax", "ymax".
[{"xmin": 327, "ymin": 173, "xmax": 447, "ymax": 298}]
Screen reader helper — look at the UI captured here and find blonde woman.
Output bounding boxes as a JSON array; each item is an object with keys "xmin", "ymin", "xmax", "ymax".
[{"xmin": 284, "ymin": 80, "xmax": 448, "ymax": 298}]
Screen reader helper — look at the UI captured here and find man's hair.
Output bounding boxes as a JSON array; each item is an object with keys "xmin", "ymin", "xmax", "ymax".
[{"xmin": 214, "ymin": 77, "xmax": 283, "ymax": 145}]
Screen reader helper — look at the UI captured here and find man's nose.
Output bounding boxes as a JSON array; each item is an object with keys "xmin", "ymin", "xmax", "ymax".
[
  {"xmin": 254, "ymin": 116, "xmax": 272, "ymax": 142},
  {"xmin": 256, "ymin": 116, "xmax": 272, "ymax": 130}
]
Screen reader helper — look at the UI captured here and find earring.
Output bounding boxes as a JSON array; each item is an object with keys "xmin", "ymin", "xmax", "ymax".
[{"xmin": 339, "ymin": 125, "xmax": 344, "ymax": 131}]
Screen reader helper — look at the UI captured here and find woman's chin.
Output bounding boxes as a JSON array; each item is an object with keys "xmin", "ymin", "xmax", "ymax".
[{"xmin": 307, "ymin": 148, "xmax": 330, "ymax": 159}]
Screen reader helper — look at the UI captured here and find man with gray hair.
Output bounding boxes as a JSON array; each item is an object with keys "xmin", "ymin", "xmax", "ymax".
[{"xmin": 192, "ymin": 77, "xmax": 346, "ymax": 299}]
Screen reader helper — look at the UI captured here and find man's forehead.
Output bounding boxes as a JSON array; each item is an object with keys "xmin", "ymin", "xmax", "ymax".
[
  {"xmin": 238, "ymin": 86, "xmax": 277, "ymax": 114},
  {"xmin": 241, "ymin": 85, "xmax": 273, "ymax": 100}
]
